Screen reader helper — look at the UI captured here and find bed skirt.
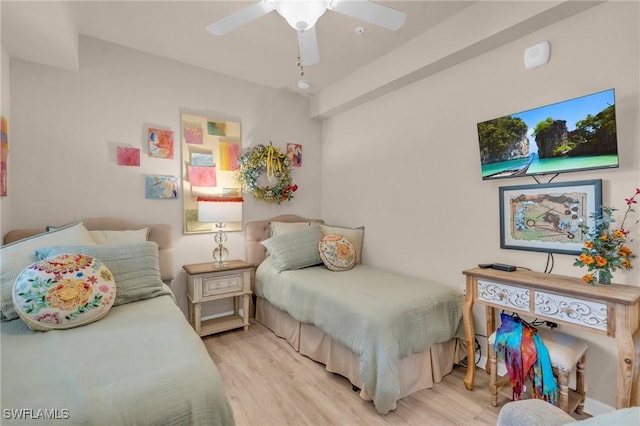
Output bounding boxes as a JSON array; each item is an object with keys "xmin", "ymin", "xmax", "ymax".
[{"xmin": 256, "ymin": 297, "xmax": 462, "ymax": 404}]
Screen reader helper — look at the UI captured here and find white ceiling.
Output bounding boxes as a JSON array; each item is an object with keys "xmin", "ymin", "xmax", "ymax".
[{"xmin": 1, "ymin": 1, "xmax": 476, "ymax": 96}]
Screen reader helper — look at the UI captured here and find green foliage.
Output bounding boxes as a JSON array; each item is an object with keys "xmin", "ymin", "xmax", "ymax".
[
  {"xmin": 533, "ymin": 117, "xmax": 554, "ymax": 138},
  {"xmin": 478, "ymin": 116, "xmax": 528, "ymax": 155},
  {"xmin": 574, "ymin": 188, "xmax": 639, "ymax": 285},
  {"xmin": 575, "ymin": 105, "xmax": 616, "ymax": 144},
  {"xmin": 552, "ymin": 144, "xmax": 575, "ymax": 156}
]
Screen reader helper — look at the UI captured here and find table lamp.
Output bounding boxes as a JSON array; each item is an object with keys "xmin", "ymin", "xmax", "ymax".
[{"xmin": 197, "ymin": 197, "xmax": 243, "ymax": 267}]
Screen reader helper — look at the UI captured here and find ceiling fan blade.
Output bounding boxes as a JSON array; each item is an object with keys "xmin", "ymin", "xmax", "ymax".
[
  {"xmin": 328, "ymin": 0, "xmax": 406, "ymax": 31},
  {"xmin": 207, "ymin": 0, "xmax": 276, "ymax": 35},
  {"xmin": 297, "ymin": 27, "xmax": 320, "ymax": 66}
]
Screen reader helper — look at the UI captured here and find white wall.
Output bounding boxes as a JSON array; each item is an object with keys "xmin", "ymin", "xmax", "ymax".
[
  {"xmin": 8, "ymin": 36, "xmax": 322, "ymax": 313},
  {"xmin": 320, "ymin": 2, "xmax": 639, "ymax": 410}
]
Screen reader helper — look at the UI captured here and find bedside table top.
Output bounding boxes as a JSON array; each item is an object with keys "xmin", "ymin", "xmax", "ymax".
[{"xmin": 183, "ymin": 259, "xmax": 254, "ymax": 275}]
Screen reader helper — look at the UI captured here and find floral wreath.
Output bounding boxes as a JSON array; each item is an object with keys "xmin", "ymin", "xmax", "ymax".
[{"xmin": 235, "ymin": 142, "xmax": 298, "ymax": 204}]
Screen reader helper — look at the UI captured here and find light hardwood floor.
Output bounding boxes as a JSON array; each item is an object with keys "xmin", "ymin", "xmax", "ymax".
[{"xmin": 202, "ymin": 320, "xmax": 588, "ymax": 425}]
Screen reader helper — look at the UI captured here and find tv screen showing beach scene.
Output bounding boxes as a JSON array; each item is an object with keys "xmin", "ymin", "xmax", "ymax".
[{"xmin": 477, "ymin": 89, "xmax": 619, "ymax": 180}]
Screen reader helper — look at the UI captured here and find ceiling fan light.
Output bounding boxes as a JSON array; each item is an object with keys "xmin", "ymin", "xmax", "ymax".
[
  {"xmin": 275, "ymin": 0, "xmax": 328, "ymax": 30},
  {"xmin": 298, "ymin": 79, "xmax": 310, "ymax": 89}
]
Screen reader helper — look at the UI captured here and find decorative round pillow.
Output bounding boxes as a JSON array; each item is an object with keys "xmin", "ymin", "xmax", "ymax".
[
  {"xmin": 319, "ymin": 234, "xmax": 356, "ymax": 271},
  {"xmin": 12, "ymin": 254, "xmax": 116, "ymax": 331}
]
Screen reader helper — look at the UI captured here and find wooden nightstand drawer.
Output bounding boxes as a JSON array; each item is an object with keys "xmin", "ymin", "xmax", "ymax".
[{"xmin": 202, "ymin": 274, "xmax": 243, "ymax": 297}]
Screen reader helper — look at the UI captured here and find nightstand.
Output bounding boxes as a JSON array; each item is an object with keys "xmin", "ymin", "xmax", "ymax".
[{"xmin": 183, "ymin": 260, "xmax": 254, "ymax": 337}]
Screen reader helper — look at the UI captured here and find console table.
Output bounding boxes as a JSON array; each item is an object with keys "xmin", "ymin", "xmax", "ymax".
[{"xmin": 462, "ymin": 267, "xmax": 640, "ymax": 409}]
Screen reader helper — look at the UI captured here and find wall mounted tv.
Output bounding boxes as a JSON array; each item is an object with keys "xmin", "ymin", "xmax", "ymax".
[{"xmin": 477, "ymin": 88, "xmax": 619, "ymax": 180}]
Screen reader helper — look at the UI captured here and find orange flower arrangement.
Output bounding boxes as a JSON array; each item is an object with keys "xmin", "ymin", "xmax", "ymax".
[{"xmin": 574, "ymin": 188, "xmax": 639, "ymax": 284}]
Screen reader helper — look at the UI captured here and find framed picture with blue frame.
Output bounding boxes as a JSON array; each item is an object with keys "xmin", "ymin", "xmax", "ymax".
[{"xmin": 499, "ymin": 179, "xmax": 602, "ymax": 255}]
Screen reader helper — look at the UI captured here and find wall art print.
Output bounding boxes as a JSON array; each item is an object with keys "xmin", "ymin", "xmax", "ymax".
[
  {"xmin": 184, "ymin": 123, "xmax": 203, "ymax": 145},
  {"xmin": 117, "ymin": 146, "xmax": 140, "ymax": 166},
  {"xmin": 499, "ymin": 179, "xmax": 602, "ymax": 255},
  {"xmin": 207, "ymin": 121, "xmax": 226, "ymax": 136},
  {"xmin": 181, "ymin": 113, "xmax": 242, "ymax": 234},
  {"xmin": 148, "ymin": 128, "xmax": 174, "ymax": 159},
  {"xmin": 191, "ymin": 152, "xmax": 214, "ymax": 166},
  {"xmin": 287, "ymin": 143, "xmax": 302, "ymax": 167},
  {"xmin": 219, "ymin": 141, "xmax": 240, "ymax": 171},
  {"xmin": 145, "ymin": 175, "xmax": 178, "ymax": 199},
  {"xmin": 1, "ymin": 116, "xmax": 7, "ymax": 196},
  {"xmin": 187, "ymin": 165, "xmax": 217, "ymax": 187}
]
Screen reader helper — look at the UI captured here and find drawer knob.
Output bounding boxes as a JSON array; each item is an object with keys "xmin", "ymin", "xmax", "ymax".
[
  {"xmin": 497, "ymin": 292, "xmax": 506, "ymax": 300},
  {"xmin": 564, "ymin": 307, "xmax": 575, "ymax": 315}
]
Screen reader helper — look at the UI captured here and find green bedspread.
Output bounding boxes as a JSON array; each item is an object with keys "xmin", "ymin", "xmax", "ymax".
[
  {"xmin": 0, "ymin": 292, "xmax": 235, "ymax": 426},
  {"xmin": 256, "ymin": 258, "xmax": 463, "ymax": 414}
]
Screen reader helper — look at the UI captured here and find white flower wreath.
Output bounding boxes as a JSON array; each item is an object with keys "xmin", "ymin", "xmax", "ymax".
[{"xmin": 235, "ymin": 143, "xmax": 298, "ymax": 204}]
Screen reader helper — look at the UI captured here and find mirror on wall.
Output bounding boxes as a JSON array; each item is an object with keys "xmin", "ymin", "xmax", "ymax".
[{"xmin": 180, "ymin": 113, "xmax": 242, "ymax": 234}]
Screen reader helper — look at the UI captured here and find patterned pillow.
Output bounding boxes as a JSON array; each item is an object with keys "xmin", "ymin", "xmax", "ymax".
[
  {"xmin": 0, "ymin": 221, "xmax": 96, "ymax": 321},
  {"xmin": 319, "ymin": 224, "xmax": 364, "ymax": 264},
  {"xmin": 319, "ymin": 234, "xmax": 356, "ymax": 271},
  {"xmin": 12, "ymin": 254, "xmax": 116, "ymax": 331}
]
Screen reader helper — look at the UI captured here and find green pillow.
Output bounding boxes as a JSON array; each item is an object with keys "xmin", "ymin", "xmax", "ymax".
[
  {"xmin": 261, "ymin": 225, "xmax": 323, "ymax": 271},
  {"xmin": 36, "ymin": 242, "xmax": 171, "ymax": 306}
]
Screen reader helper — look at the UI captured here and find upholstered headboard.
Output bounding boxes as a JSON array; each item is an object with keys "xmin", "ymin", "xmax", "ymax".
[
  {"xmin": 3, "ymin": 218, "xmax": 174, "ymax": 282},
  {"xmin": 244, "ymin": 214, "xmax": 323, "ymax": 267}
]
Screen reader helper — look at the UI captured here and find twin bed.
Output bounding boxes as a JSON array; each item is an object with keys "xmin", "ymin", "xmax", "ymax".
[
  {"xmin": 1, "ymin": 219, "xmax": 234, "ymax": 425},
  {"xmin": 1, "ymin": 214, "xmax": 464, "ymax": 422},
  {"xmin": 245, "ymin": 215, "xmax": 465, "ymax": 415}
]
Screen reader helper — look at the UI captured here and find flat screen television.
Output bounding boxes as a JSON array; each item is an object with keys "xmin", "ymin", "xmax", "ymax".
[{"xmin": 477, "ymin": 88, "xmax": 619, "ymax": 180}]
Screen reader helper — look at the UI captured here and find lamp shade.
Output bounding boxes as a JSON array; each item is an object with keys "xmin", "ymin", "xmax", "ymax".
[{"xmin": 197, "ymin": 197, "xmax": 243, "ymax": 223}]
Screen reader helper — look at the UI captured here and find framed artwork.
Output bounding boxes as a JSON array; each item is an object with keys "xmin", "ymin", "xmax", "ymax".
[
  {"xmin": 148, "ymin": 128, "xmax": 174, "ymax": 159},
  {"xmin": 181, "ymin": 113, "xmax": 242, "ymax": 234},
  {"xmin": 145, "ymin": 175, "xmax": 178, "ymax": 199},
  {"xmin": 287, "ymin": 143, "xmax": 302, "ymax": 167},
  {"xmin": 499, "ymin": 179, "xmax": 602, "ymax": 255},
  {"xmin": 117, "ymin": 146, "xmax": 140, "ymax": 166}
]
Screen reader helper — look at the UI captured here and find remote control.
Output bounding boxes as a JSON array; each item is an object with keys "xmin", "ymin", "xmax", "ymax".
[
  {"xmin": 478, "ymin": 263, "xmax": 492, "ymax": 269},
  {"xmin": 490, "ymin": 263, "xmax": 517, "ymax": 272}
]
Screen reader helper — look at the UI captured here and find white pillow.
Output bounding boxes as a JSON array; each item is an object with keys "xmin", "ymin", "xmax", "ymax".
[
  {"xmin": 319, "ymin": 224, "xmax": 364, "ymax": 264},
  {"xmin": 0, "ymin": 222, "xmax": 96, "ymax": 321},
  {"xmin": 270, "ymin": 221, "xmax": 313, "ymax": 237},
  {"xmin": 89, "ymin": 228, "xmax": 149, "ymax": 245}
]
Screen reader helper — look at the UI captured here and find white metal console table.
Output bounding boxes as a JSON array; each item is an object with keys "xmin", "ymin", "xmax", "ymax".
[{"xmin": 462, "ymin": 267, "xmax": 640, "ymax": 409}]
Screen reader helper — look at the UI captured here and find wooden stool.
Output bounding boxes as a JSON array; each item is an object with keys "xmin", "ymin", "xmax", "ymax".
[{"xmin": 488, "ymin": 328, "xmax": 587, "ymax": 414}]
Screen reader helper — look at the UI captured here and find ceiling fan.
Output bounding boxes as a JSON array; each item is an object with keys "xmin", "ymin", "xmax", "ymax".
[{"xmin": 206, "ymin": 0, "xmax": 407, "ymax": 66}]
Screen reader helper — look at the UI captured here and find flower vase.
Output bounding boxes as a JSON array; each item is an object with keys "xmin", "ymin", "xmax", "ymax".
[{"xmin": 597, "ymin": 271, "xmax": 612, "ymax": 285}]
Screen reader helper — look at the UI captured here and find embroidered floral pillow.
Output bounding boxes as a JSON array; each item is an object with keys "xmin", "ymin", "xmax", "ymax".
[
  {"xmin": 319, "ymin": 234, "xmax": 356, "ymax": 272},
  {"xmin": 12, "ymin": 254, "xmax": 116, "ymax": 331}
]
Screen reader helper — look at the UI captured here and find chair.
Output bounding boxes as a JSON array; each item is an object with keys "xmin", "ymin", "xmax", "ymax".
[{"xmin": 489, "ymin": 327, "xmax": 587, "ymax": 414}]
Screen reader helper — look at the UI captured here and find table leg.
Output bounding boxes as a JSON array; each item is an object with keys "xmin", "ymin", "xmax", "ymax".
[
  {"xmin": 463, "ymin": 276, "xmax": 475, "ymax": 391},
  {"xmin": 193, "ymin": 302, "xmax": 202, "ymax": 336},
  {"xmin": 485, "ymin": 305, "xmax": 495, "ymax": 372},
  {"xmin": 630, "ymin": 326, "xmax": 640, "ymax": 406},
  {"xmin": 242, "ymin": 294, "xmax": 250, "ymax": 330},
  {"xmin": 614, "ymin": 305, "xmax": 637, "ymax": 408}
]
